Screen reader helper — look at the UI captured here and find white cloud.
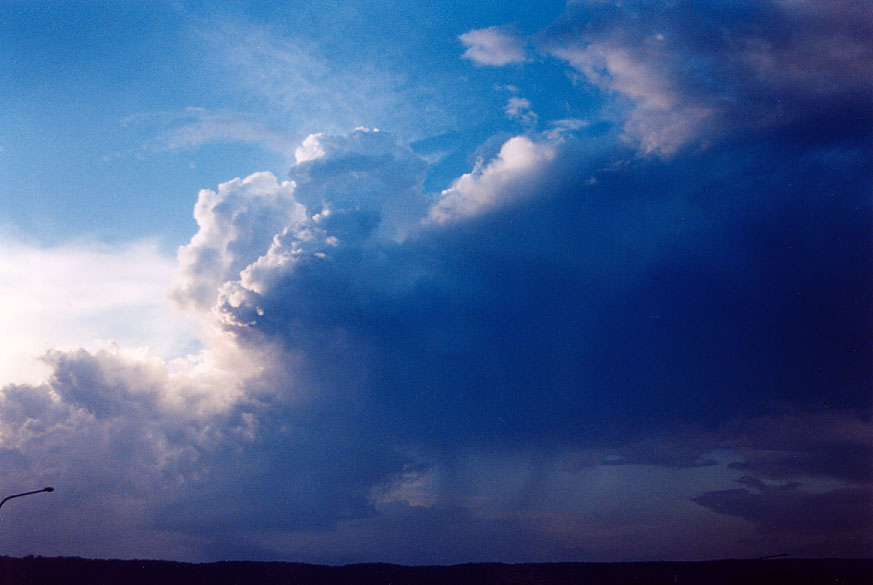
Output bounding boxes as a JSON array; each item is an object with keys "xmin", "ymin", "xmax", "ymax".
[
  {"xmin": 504, "ymin": 97, "xmax": 531, "ymax": 117},
  {"xmin": 169, "ymin": 130, "xmax": 428, "ymax": 347},
  {"xmin": 459, "ymin": 26, "xmax": 528, "ymax": 66},
  {"xmin": 0, "ymin": 235, "xmax": 269, "ymax": 557},
  {"xmin": 504, "ymin": 97, "xmax": 538, "ymax": 126},
  {"xmin": 172, "ymin": 129, "xmax": 429, "ymax": 327},
  {"xmin": 0, "ymin": 238, "xmax": 201, "ymax": 385},
  {"xmin": 0, "ymin": 231, "xmax": 295, "ymax": 559},
  {"xmin": 425, "ymin": 135, "xmax": 557, "ymax": 225},
  {"xmin": 294, "ymin": 133, "xmax": 327, "ymax": 163},
  {"xmin": 170, "ymin": 172, "xmax": 305, "ymax": 312},
  {"xmin": 288, "ymin": 129, "xmax": 428, "ymax": 241}
]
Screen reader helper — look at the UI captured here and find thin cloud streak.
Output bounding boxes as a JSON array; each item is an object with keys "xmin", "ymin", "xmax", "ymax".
[{"xmin": 195, "ymin": 19, "xmax": 459, "ymax": 141}]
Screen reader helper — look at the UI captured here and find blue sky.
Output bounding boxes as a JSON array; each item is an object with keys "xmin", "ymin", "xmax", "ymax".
[{"xmin": 0, "ymin": 0, "xmax": 871, "ymax": 564}]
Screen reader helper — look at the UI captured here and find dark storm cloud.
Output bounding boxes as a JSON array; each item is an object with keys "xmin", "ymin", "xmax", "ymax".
[
  {"xmin": 186, "ymin": 48, "xmax": 869, "ymax": 551},
  {"xmin": 720, "ymin": 412, "xmax": 873, "ymax": 484},
  {"xmin": 567, "ymin": 410, "xmax": 873, "ymax": 484},
  {"xmin": 215, "ymin": 132, "xmax": 871, "ymax": 454},
  {"xmin": 692, "ymin": 481, "xmax": 873, "ymax": 557}
]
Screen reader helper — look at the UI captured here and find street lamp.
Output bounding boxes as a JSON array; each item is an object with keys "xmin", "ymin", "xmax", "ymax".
[{"xmin": 0, "ymin": 487, "xmax": 54, "ymax": 517}]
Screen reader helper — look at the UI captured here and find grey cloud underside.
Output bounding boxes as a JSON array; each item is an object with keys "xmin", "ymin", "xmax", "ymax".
[{"xmin": 691, "ymin": 485, "xmax": 873, "ymax": 557}]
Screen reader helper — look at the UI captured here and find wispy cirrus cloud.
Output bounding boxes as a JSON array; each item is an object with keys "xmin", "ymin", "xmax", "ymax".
[
  {"xmin": 123, "ymin": 108, "xmax": 296, "ymax": 156},
  {"xmin": 196, "ymin": 19, "xmax": 457, "ymax": 140}
]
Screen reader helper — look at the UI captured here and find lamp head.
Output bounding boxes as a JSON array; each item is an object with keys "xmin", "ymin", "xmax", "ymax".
[{"xmin": 44, "ymin": 487, "xmax": 54, "ymax": 493}]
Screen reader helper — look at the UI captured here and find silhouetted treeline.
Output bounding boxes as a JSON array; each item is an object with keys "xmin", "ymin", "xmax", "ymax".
[{"xmin": 1, "ymin": 556, "xmax": 870, "ymax": 585}]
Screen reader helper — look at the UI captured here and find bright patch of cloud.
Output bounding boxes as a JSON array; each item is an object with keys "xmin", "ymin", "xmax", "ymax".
[
  {"xmin": 288, "ymin": 129, "xmax": 428, "ymax": 238},
  {"xmin": 459, "ymin": 26, "xmax": 528, "ymax": 66},
  {"xmin": 0, "ymin": 239, "xmax": 200, "ymax": 384},
  {"xmin": 171, "ymin": 172, "xmax": 305, "ymax": 312},
  {"xmin": 426, "ymin": 135, "xmax": 556, "ymax": 224},
  {"xmin": 294, "ymin": 133, "xmax": 327, "ymax": 163}
]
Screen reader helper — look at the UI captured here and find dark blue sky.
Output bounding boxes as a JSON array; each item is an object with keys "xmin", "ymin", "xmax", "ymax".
[{"xmin": 0, "ymin": 0, "xmax": 870, "ymax": 563}]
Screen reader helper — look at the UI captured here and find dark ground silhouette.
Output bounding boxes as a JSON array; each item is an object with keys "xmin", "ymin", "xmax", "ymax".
[{"xmin": 0, "ymin": 556, "xmax": 870, "ymax": 585}]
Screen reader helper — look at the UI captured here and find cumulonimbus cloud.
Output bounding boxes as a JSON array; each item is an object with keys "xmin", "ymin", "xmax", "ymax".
[{"xmin": 1, "ymin": 0, "xmax": 870, "ymax": 559}]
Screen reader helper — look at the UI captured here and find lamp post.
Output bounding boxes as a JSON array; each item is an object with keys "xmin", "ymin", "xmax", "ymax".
[{"xmin": 0, "ymin": 487, "xmax": 54, "ymax": 517}]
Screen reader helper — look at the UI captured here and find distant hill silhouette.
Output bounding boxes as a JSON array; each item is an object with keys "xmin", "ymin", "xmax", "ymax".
[{"xmin": 1, "ymin": 556, "xmax": 870, "ymax": 585}]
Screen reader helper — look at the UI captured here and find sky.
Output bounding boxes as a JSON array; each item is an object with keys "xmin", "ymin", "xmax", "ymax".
[{"xmin": 0, "ymin": 0, "xmax": 871, "ymax": 564}]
